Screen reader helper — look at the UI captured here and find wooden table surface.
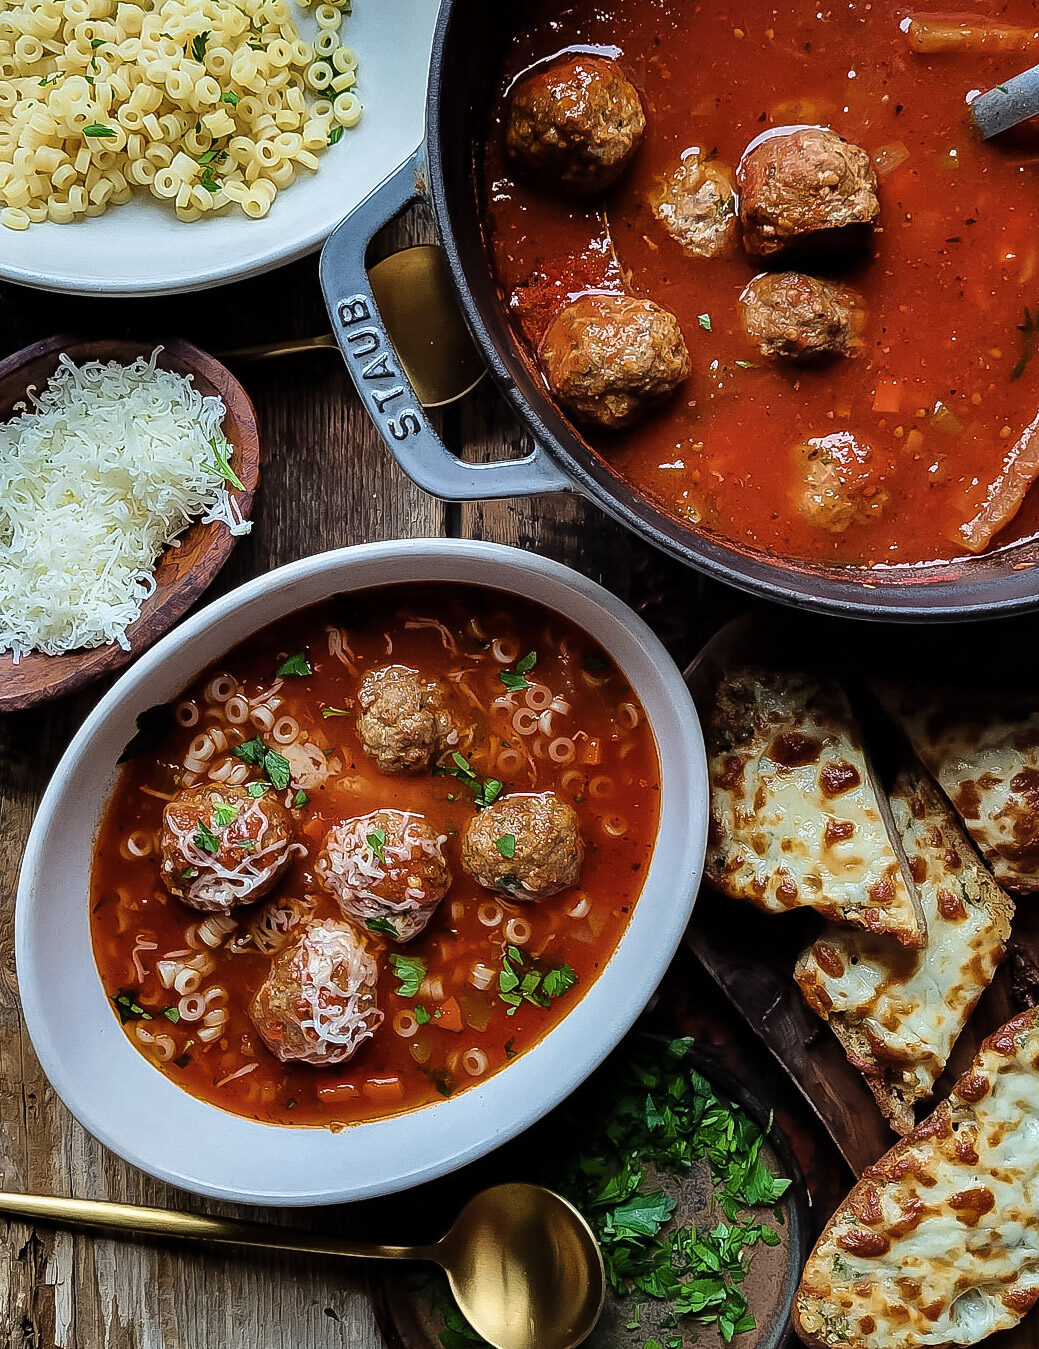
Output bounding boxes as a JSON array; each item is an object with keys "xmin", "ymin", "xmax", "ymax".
[{"xmin": 0, "ymin": 210, "xmax": 730, "ymax": 1348}]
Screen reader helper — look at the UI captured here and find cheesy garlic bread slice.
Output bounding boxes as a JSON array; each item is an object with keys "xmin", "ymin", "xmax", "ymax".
[
  {"xmin": 795, "ymin": 1007, "xmax": 1039, "ymax": 1349},
  {"xmin": 706, "ymin": 668, "xmax": 925, "ymax": 947},
  {"xmin": 795, "ymin": 764, "xmax": 1014, "ymax": 1134},
  {"xmin": 876, "ymin": 682, "xmax": 1039, "ymax": 894}
]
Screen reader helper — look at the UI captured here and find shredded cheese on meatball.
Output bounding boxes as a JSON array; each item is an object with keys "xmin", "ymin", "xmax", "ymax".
[
  {"xmin": 166, "ymin": 798, "xmax": 300, "ymax": 909},
  {"xmin": 296, "ymin": 923, "xmax": 383, "ymax": 1052},
  {"xmin": 318, "ymin": 813, "xmax": 448, "ymax": 910}
]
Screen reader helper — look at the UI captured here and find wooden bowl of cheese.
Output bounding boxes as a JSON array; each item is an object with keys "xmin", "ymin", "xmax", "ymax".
[{"xmin": 0, "ymin": 335, "xmax": 260, "ymax": 712}]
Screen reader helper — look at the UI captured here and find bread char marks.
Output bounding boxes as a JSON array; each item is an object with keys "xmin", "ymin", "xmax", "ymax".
[
  {"xmin": 706, "ymin": 668, "xmax": 925, "ymax": 947},
  {"xmin": 795, "ymin": 1008, "xmax": 1039, "ymax": 1349},
  {"xmin": 875, "ymin": 683, "xmax": 1039, "ymax": 893},
  {"xmin": 795, "ymin": 765, "xmax": 1014, "ymax": 1134}
]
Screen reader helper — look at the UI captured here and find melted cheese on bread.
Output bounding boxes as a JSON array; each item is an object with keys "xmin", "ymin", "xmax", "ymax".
[
  {"xmin": 707, "ymin": 668, "xmax": 925, "ymax": 947},
  {"xmin": 876, "ymin": 683, "xmax": 1039, "ymax": 894},
  {"xmin": 795, "ymin": 1008, "xmax": 1039, "ymax": 1349},
  {"xmin": 796, "ymin": 765, "xmax": 1013, "ymax": 1134}
]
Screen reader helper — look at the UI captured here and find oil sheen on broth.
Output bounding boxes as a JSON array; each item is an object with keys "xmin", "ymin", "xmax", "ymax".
[
  {"xmin": 90, "ymin": 585, "xmax": 660, "ymax": 1127},
  {"xmin": 482, "ymin": 0, "xmax": 1039, "ymax": 567}
]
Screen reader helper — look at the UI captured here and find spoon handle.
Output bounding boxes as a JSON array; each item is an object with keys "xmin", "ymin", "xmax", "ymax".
[{"xmin": 0, "ymin": 1191, "xmax": 429, "ymax": 1264}]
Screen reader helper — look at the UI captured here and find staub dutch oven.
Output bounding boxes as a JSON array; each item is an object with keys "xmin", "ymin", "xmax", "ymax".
[{"xmin": 320, "ymin": 1, "xmax": 1039, "ymax": 622}]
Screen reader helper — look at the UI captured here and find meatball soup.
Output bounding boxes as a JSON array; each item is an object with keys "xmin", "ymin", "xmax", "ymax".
[
  {"xmin": 90, "ymin": 584, "xmax": 659, "ymax": 1127},
  {"xmin": 484, "ymin": 0, "xmax": 1039, "ymax": 567}
]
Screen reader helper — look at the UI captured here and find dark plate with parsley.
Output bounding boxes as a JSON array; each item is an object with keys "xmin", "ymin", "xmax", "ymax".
[{"xmin": 371, "ymin": 1035, "xmax": 808, "ymax": 1349}]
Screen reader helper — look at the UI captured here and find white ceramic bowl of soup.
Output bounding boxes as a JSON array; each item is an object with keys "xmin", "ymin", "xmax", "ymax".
[{"xmin": 16, "ymin": 540, "xmax": 707, "ymax": 1205}]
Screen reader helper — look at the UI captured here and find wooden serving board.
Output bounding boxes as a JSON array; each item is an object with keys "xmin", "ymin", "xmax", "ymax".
[{"xmin": 684, "ymin": 615, "xmax": 1039, "ymax": 1348}]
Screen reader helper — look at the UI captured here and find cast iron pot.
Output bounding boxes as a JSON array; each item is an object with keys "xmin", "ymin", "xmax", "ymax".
[{"xmin": 320, "ymin": 0, "xmax": 1039, "ymax": 621}]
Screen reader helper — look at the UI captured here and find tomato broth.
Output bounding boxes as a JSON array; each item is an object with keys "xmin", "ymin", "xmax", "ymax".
[
  {"xmin": 90, "ymin": 584, "xmax": 660, "ymax": 1127},
  {"xmin": 483, "ymin": 1, "xmax": 1039, "ymax": 566}
]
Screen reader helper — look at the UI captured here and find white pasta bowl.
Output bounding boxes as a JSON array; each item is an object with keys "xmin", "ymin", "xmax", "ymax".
[
  {"xmin": 1, "ymin": 0, "xmax": 437, "ymax": 296},
  {"xmin": 16, "ymin": 540, "xmax": 707, "ymax": 1205}
]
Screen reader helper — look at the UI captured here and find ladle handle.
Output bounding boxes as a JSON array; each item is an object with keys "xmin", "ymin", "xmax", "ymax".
[
  {"xmin": 0, "ymin": 1191, "xmax": 427, "ymax": 1264},
  {"xmin": 319, "ymin": 149, "xmax": 573, "ymax": 502}
]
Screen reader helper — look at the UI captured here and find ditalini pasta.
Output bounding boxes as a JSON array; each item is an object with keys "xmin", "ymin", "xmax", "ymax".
[
  {"xmin": 91, "ymin": 585, "xmax": 661, "ymax": 1127},
  {"xmin": 0, "ymin": 0, "xmax": 361, "ymax": 229}
]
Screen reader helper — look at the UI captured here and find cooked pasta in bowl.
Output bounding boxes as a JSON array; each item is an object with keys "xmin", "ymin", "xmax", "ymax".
[{"xmin": 16, "ymin": 540, "xmax": 707, "ymax": 1204}]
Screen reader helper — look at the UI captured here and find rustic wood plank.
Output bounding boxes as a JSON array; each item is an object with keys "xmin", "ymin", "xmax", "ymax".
[{"xmin": 0, "ymin": 212, "xmax": 440, "ymax": 1349}]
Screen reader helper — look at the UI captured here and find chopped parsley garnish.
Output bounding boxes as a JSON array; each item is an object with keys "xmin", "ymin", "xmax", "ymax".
[
  {"xmin": 200, "ymin": 166, "xmax": 220, "ymax": 193},
  {"xmin": 735, "ymin": 360, "xmax": 757, "ymax": 369},
  {"xmin": 246, "ymin": 781, "xmax": 270, "ymax": 798},
  {"xmin": 193, "ymin": 822, "xmax": 221, "ymax": 854},
  {"xmin": 434, "ymin": 752, "xmax": 503, "ymax": 810},
  {"xmin": 113, "ymin": 991, "xmax": 152, "ymax": 1024},
  {"xmin": 91, "ymin": 38, "xmax": 105, "ymax": 48},
  {"xmin": 293, "ymin": 789, "xmax": 308, "ymax": 809},
  {"xmin": 234, "ymin": 737, "xmax": 292, "ymax": 791},
  {"xmin": 390, "ymin": 953, "xmax": 426, "ymax": 998},
  {"xmin": 698, "ymin": 312, "xmax": 712, "ymax": 331},
  {"xmin": 211, "ymin": 802, "xmax": 238, "ymax": 828},
  {"xmin": 328, "ymin": 125, "xmax": 344, "ymax": 145},
  {"xmin": 265, "ymin": 751, "xmax": 291, "ymax": 791},
  {"xmin": 322, "ymin": 706, "xmax": 350, "ymax": 718},
  {"xmin": 83, "ymin": 123, "xmax": 116, "ymax": 137},
  {"xmin": 497, "ymin": 946, "xmax": 577, "ymax": 1015},
  {"xmin": 191, "ymin": 31, "xmax": 211, "ymax": 61},
  {"xmin": 496, "ymin": 872, "xmax": 521, "ymax": 894},
  {"xmin": 582, "ymin": 654, "xmax": 607, "ymax": 673},
  {"xmin": 197, "ymin": 147, "xmax": 225, "ymax": 165},
  {"xmin": 414, "ymin": 1004, "xmax": 433, "ymax": 1025},
  {"xmin": 221, "ymin": 90, "xmax": 240, "ymax": 106},
  {"xmin": 276, "ymin": 651, "xmax": 312, "ymax": 677},
  {"xmin": 559, "ymin": 1038, "xmax": 790, "ymax": 1344},
  {"xmin": 542, "ymin": 964, "xmax": 578, "ymax": 998},
  {"xmin": 366, "ymin": 917, "xmax": 400, "ymax": 939},
  {"xmin": 1012, "ymin": 305, "xmax": 1039, "ymax": 381},
  {"xmin": 163, "ymin": 1007, "xmax": 181, "ymax": 1024},
  {"xmin": 367, "ymin": 828, "xmax": 387, "ymax": 861},
  {"xmin": 201, "ymin": 436, "xmax": 244, "ymax": 490},
  {"xmin": 495, "ymin": 833, "xmax": 516, "ymax": 859},
  {"xmin": 499, "ymin": 650, "xmax": 537, "ymax": 691}
]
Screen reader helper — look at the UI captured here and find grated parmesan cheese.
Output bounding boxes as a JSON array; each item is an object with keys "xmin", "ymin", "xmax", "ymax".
[{"xmin": 0, "ymin": 348, "xmax": 251, "ymax": 662}]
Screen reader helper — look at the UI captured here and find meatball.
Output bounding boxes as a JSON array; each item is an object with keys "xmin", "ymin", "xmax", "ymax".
[
  {"xmin": 651, "ymin": 153, "xmax": 738, "ymax": 259},
  {"xmin": 249, "ymin": 919, "xmax": 383, "ymax": 1067},
  {"xmin": 316, "ymin": 809, "xmax": 451, "ymax": 942},
  {"xmin": 462, "ymin": 792, "xmax": 583, "ymax": 901},
  {"xmin": 539, "ymin": 293, "xmax": 691, "ymax": 430},
  {"xmin": 160, "ymin": 782, "xmax": 296, "ymax": 912},
  {"xmin": 506, "ymin": 54, "xmax": 646, "ymax": 196},
  {"xmin": 356, "ymin": 665, "xmax": 456, "ymax": 775},
  {"xmin": 739, "ymin": 272, "xmax": 866, "ymax": 362},
  {"xmin": 796, "ymin": 432, "xmax": 889, "ymax": 533},
  {"xmin": 738, "ymin": 127, "xmax": 879, "ymax": 259}
]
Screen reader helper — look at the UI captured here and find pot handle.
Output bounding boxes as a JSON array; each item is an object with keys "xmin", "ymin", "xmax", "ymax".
[{"xmin": 320, "ymin": 149, "xmax": 573, "ymax": 501}]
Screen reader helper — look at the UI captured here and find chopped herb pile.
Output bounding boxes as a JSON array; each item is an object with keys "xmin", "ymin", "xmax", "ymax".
[
  {"xmin": 425, "ymin": 1038, "xmax": 790, "ymax": 1349},
  {"xmin": 434, "ymin": 752, "xmax": 503, "ymax": 810},
  {"xmin": 558, "ymin": 1038, "xmax": 790, "ymax": 1344}
]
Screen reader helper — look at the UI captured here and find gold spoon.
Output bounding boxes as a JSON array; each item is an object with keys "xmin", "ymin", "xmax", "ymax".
[
  {"xmin": 0, "ymin": 1181, "xmax": 604, "ymax": 1349},
  {"xmin": 217, "ymin": 244, "xmax": 487, "ymax": 410}
]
